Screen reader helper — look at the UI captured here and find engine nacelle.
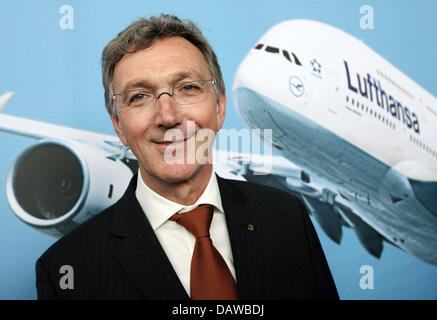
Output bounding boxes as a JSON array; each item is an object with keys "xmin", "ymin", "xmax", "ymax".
[
  {"xmin": 379, "ymin": 162, "xmax": 437, "ymax": 217},
  {"xmin": 6, "ymin": 139, "xmax": 133, "ymax": 237}
]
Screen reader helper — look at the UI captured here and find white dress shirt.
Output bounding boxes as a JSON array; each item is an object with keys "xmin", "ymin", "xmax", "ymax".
[{"xmin": 135, "ymin": 169, "xmax": 236, "ymax": 297}]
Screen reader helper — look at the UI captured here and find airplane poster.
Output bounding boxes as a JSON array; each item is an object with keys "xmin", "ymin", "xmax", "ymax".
[{"xmin": 1, "ymin": 0, "xmax": 436, "ymax": 299}]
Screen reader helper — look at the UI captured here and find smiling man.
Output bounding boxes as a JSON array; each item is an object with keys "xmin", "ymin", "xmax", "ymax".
[{"xmin": 35, "ymin": 14, "xmax": 338, "ymax": 300}]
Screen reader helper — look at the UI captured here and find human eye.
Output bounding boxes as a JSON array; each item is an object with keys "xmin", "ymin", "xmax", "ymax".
[
  {"xmin": 125, "ymin": 89, "xmax": 153, "ymax": 106},
  {"xmin": 175, "ymin": 81, "xmax": 203, "ymax": 95}
]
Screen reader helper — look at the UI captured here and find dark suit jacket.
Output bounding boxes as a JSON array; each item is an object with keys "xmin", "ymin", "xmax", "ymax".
[{"xmin": 36, "ymin": 175, "xmax": 339, "ymax": 300}]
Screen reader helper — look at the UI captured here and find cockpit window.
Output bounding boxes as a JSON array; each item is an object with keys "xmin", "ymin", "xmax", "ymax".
[
  {"xmin": 254, "ymin": 43, "xmax": 302, "ymax": 66},
  {"xmin": 265, "ymin": 46, "xmax": 280, "ymax": 53},
  {"xmin": 291, "ymin": 52, "xmax": 302, "ymax": 66},
  {"xmin": 282, "ymin": 50, "xmax": 291, "ymax": 62}
]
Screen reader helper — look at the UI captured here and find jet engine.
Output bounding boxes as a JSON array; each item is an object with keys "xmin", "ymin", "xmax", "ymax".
[{"xmin": 6, "ymin": 139, "xmax": 133, "ymax": 237}]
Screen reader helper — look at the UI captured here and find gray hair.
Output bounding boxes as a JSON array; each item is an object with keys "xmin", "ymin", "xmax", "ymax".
[{"xmin": 101, "ymin": 14, "xmax": 225, "ymax": 117}]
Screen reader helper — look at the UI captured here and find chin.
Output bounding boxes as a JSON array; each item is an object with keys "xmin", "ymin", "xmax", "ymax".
[{"xmin": 153, "ymin": 162, "xmax": 208, "ymax": 184}]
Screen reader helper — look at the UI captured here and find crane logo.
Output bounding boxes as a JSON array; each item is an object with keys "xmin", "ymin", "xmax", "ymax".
[{"xmin": 289, "ymin": 76, "xmax": 305, "ymax": 97}]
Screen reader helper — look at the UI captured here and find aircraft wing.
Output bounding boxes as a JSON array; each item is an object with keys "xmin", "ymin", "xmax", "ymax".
[
  {"xmin": 0, "ymin": 113, "xmax": 118, "ymax": 143},
  {"xmin": 0, "ymin": 92, "xmax": 135, "ymax": 159},
  {"xmin": 228, "ymin": 153, "xmax": 385, "ymax": 259}
]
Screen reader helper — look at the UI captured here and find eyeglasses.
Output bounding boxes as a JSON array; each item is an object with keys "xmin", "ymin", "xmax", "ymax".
[{"xmin": 113, "ymin": 79, "xmax": 215, "ymax": 109}]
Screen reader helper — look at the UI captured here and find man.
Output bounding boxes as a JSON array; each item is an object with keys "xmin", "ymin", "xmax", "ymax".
[{"xmin": 36, "ymin": 14, "xmax": 338, "ymax": 300}]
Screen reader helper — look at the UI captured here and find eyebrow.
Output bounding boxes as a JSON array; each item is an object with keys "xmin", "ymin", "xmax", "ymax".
[
  {"xmin": 120, "ymin": 70, "xmax": 204, "ymax": 93},
  {"xmin": 121, "ymin": 79, "xmax": 152, "ymax": 93}
]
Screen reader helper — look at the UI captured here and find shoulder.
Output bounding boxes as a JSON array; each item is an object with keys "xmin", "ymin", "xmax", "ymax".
[
  {"xmin": 38, "ymin": 202, "xmax": 116, "ymax": 264},
  {"xmin": 218, "ymin": 175, "xmax": 304, "ymax": 210},
  {"xmin": 38, "ymin": 176, "xmax": 137, "ymax": 263},
  {"xmin": 217, "ymin": 175, "xmax": 309, "ymax": 230},
  {"xmin": 42, "ymin": 208, "xmax": 111, "ymax": 257}
]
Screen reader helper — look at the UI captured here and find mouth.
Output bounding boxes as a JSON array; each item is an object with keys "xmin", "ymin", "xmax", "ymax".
[
  {"xmin": 154, "ymin": 137, "xmax": 187, "ymax": 145},
  {"xmin": 152, "ymin": 135, "xmax": 194, "ymax": 152}
]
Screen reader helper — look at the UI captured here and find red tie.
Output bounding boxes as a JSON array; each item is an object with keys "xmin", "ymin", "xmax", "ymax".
[{"xmin": 170, "ymin": 204, "xmax": 238, "ymax": 300}]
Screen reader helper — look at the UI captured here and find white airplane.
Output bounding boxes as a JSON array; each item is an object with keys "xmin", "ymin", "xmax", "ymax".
[
  {"xmin": 233, "ymin": 19, "xmax": 437, "ymax": 266},
  {"xmin": 0, "ymin": 19, "xmax": 436, "ymax": 266}
]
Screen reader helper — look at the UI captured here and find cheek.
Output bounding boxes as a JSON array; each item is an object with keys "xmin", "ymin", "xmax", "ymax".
[
  {"xmin": 209, "ymin": 109, "xmax": 220, "ymax": 132},
  {"xmin": 119, "ymin": 114, "xmax": 151, "ymax": 143},
  {"xmin": 193, "ymin": 104, "xmax": 220, "ymax": 131}
]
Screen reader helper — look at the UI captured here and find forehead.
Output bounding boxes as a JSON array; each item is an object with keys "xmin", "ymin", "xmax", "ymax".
[{"xmin": 113, "ymin": 36, "xmax": 211, "ymax": 92}]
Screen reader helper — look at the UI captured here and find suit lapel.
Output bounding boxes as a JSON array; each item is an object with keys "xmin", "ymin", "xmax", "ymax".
[
  {"xmin": 217, "ymin": 175, "xmax": 264, "ymax": 299},
  {"xmin": 109, "ymin": 176, "xmax": 189, "ymax": 300}
]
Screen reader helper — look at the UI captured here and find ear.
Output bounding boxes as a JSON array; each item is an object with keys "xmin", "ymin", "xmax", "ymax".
[
  {"xmin": 216, "ymin": 92, "xmax": 227, "ymax": 131},
  {"xmin": 110, "ymin": 114, "xmax": 129, "ymax": 146}
]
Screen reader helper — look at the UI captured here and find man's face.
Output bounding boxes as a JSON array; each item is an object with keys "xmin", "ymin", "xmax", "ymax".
[{"xmin": 110, "ymin": 36, "xmax": 226, "ymax": 188}]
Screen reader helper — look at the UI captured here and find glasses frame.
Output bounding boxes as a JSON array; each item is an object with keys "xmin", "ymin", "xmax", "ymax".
[{"xmin": 112, "ymin": 79, "xmax": 216, "ymax": 108}]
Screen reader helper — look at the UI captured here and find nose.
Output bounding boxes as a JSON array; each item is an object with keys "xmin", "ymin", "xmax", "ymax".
[{"xmin": 155, "ymin": 92, "xmax": 181, "ymax": 129}]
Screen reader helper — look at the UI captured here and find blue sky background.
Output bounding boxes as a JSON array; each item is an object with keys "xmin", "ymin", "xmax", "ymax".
[{"xmin": 0, "ymin": 0, "xmax": 436, "ymax": 299}]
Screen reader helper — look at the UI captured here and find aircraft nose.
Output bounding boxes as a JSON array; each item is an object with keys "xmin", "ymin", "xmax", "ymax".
[
  {"xmin": 233, "ymin": 85, "xmax": 320, "ymax": 155},
  {"xmin": 233, "ymin": 48, "xmax": 318, "ymax": 152}
]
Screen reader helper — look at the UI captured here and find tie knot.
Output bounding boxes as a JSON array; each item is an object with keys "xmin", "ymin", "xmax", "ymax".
[{"xmin": 169, "ymin": 204, "xmax": 214, "ymax": 239}]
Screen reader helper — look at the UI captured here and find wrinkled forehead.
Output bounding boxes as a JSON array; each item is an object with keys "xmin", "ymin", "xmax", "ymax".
[{"xmin": 113, "ymin": 37, "xmax": 211, "ymax": 93}]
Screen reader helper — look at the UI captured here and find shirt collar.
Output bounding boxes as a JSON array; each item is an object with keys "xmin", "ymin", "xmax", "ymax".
[{"xmin": 135, "ymin": 169, "xmax": 224, "ymax": 231}]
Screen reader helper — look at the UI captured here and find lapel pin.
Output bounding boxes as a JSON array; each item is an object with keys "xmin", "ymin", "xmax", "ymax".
[{"xmin": 247, "ymin": 224, "xmax": 254, "ymax": 231}]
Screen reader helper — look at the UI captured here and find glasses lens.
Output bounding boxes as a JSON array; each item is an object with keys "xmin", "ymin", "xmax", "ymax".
[
  {"xmin": 173, "ymin": 80, "xmax": 211, "ymax": 105},
  {"xmin": 121, "ymin": 88, "xmax": 155, "ymax": 108}
]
